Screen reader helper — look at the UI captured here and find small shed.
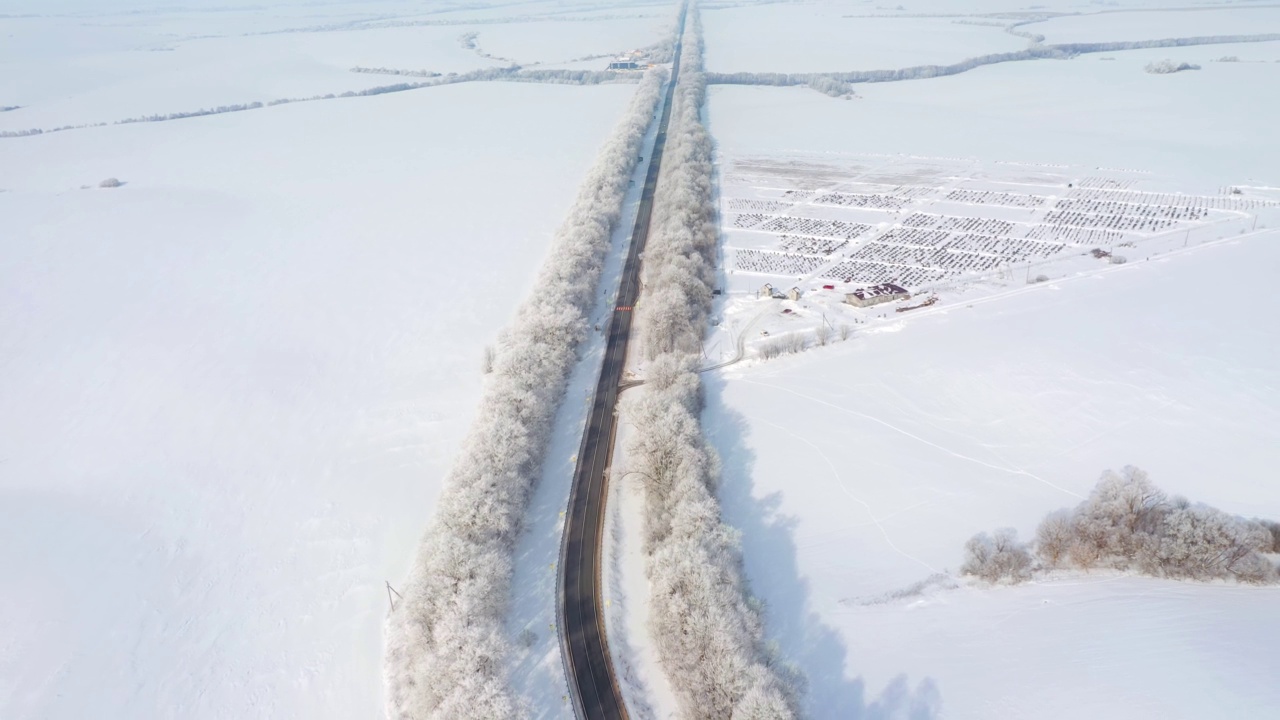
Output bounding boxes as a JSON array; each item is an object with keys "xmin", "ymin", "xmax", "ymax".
[
  {"xmin": 786, "ymin": 287, "xmax": 802, "ymax": 301},
  {"xmin": 758, "ymin": 282, "xmax": 774, "ymax": 299},
  {"xmin": 845, "ymin": 283, "xmax": 909, "ymax": 308}
]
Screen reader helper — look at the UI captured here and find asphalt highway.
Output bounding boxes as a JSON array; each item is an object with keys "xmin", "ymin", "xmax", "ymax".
[{"xmin": 557, "ymin": 11, "xmax": 686, "ymax": 720}]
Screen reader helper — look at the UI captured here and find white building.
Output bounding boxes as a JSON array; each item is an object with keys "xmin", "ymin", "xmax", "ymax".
[{"xmin": 845, "ymin": 283, "xmax": 909, "ymax": 307}]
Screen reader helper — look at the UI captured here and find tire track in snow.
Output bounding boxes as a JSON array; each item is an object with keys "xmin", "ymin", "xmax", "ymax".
[
  {"xmin": 744, "ymin": 413, "xmax": 941, "ymax": 574},
  {"xmin": 739, "ymin": 378, "xmax": 1085, "ymax": 499}
]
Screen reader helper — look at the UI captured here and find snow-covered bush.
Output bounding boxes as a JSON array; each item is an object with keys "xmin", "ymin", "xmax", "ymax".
[
  {"xmin": 383, "ymin": 67, "xmax": 667, "ymax": 720},
  {"xmin": 971, "ymin": 467, "xmax": 1279, "ymax": 586},
  {"xmin": 1141, "ymin": 503, "xmax": 1276, "ymax": 583},
  {"xmin": 807, "ymin": 76, "xmax": 854, "ymax": 98},
  {"xmin": 1026, "ymin": 467, "xmax": 1278, "ymax": 584},
  {"xmin": 98, "ymin": 177, "xmax": 122, "ymax": 188},
  {"xmin": 1258, "ymin": 519, "xmax": 1280, "ymax": 553},
  {"xmin": 1034, "ymin": 509, "xmax": 1074, "ymax": 567},
  {"xmin": 628, "ymin": 8, "xmax": 800, "ymax": 718},
  {"xmin": 1071, "ymin": 466, "xmax": 1167, "ymax": 563},
  {"xmin": 961, "ymin": 529, "xmax": 1034, "ymax": 583},
  {"xmin": 1145, "ymin": 59, "xmax": 1201, "ymax": 74}
]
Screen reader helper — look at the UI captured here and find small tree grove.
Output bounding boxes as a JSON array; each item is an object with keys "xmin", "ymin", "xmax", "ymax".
[{"xmin": 963, "ymin": 467, "xmax": 1280, "ymax": 585}]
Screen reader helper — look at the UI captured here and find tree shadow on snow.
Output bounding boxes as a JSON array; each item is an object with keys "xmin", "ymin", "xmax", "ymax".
[{"xmin": 701, "ymin": 373, "xmax": 942, "ymax": 720}]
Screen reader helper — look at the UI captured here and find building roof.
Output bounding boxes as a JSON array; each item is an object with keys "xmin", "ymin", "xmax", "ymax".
[{"xmin": 849, "ymin": 282, "xmax": 909, "ymax": 300}]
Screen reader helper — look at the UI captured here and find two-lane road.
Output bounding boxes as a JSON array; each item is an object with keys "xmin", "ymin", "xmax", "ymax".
[{"xmin": 557, "ymin": 10, "xmax": 686, "ymax": 720}]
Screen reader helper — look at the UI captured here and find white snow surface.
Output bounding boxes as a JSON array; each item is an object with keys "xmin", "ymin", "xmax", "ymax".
[
  {"xmin": 702, "ymin": 5, "xmax": 1026, "ymax": 73},
  {"xmin": 703, "ymin": 232, "xmax": 1280, "ymax": 718},
  {"xmin": 706, "ymin": 42, "xmax": 1280, "ymax": 184},
  {"xmin": 0, "ymin": 77, "xmax": 639, "ymax": 719},
  {"xmin": 676, "ymin": 3, "xmax": 1280, "ymax": 718},
  {"xmin": 0, "ymin": 4, "xmax": 668, "ymax": 133},
  {"xmin": 1031, "ymin": 6, "xmax": 1280, "ymax": 44}
]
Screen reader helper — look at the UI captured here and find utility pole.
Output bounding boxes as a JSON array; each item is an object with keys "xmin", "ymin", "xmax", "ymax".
[{"xmin": 386, "ymin": 581, "xmax": 403, "ymax": 612}]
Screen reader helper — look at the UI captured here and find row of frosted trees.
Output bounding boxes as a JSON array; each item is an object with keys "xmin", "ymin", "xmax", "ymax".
[
  {"xmin": 382, "ymin": 68, "xmax": 667, "ymax": 720},
  {"xmin": 626, "ymin": 9, "xmax": 801, "ymax": 719},
  {"xmin": 704, "ymin": 32, "xmax": 1280, "ymax": 94}
]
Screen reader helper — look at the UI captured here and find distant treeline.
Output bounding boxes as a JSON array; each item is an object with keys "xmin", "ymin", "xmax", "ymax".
[
  {"xmin": 705, "ymin": 33, "xmax": 1280, "ymax": 94},
  {"xmin": 244, "ymin": 12, "xmax": 658, "ymax": 37},
  {"xmin": 0, "ymin": 67, "xmax": 643, "ymax": 140}
]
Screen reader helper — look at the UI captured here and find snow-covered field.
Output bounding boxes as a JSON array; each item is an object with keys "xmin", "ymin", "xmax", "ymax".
[
  {"xmin": 7, "ymin": 0, "xmax": 1280, "ymax": 718},
  {"xmin": 1031, "ymin": 6, "xmax": 1280, "ymax": 44},
  {"xmin": 679, "ymin": 2, "xmax": 1280, "ymax": 718},
  {"xmin": 707, "ymin": 40, "xmax": 1280, "ymax": 182},
  {"xmin": 0, "ymin": 1, "xmax": 665, "ymax": 717},
  {"xmin": 702, "ymin": 3, "xmax": 1025, "ymax": 73},
  {"xmin": 0, "ymin": 1, "xmax": 668, "ymax": 132},
  {"xmin": 702, "ymin": 231, "xmax": 1280, "ymax": 718}
]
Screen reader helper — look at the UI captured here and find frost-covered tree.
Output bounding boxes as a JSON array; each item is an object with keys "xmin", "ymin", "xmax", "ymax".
[
  {"xmin": 962, "ymin": 528, "xmax": 1034, "ymax": 583},
  {"xmin": 383, "ymin": 67, "xmax": 668, "ymax": 720},
  {"xmin": 1141, "ymin": 505, "xmax": 1276, "ymax": 583},
  {"xmin": 626, "ymin": 5, "xmax": 801, "ymax": 717},
  {"xmin": 999, "ymin": 467, "xmax": 1280, "ymax": 585},
  {"xmin": 1034, "ymin": 509, "xmax": 1074, "ymax": 567},
  {"xmin": 1071, "ymin": 466, "xmax": 1167, "ymax": 563}
]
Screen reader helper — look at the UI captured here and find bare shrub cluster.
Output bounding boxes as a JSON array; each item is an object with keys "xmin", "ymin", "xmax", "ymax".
[
  {"xmin": 382, "ymin": 67, "xmax": 667, "ymax": 720},
  {"xmin": 756, "ymin": 333, "xmax": 808, "ymax": 361},
  {"xmin": 963, "ymin": 467, "xmax": 1280, "ymax": 585},
  {"xmin": 1144, "ymin": 59, "xmax": 1201, "ymax": 74},
  {"xmin": 629, "ymin": 8, "xmax": 800, "ymax": 718}
]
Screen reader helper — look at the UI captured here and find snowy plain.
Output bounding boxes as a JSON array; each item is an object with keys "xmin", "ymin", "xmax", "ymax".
[
  {"xmin": 702, "ymin": 5, "xmax": 1026, "ymax": 73},
  {"xmin": 6, "ymin": 0, "xmax": 1280, "ymax": 718},
  {"xmin": 1030, "ymin": 6, "xmax": 1280, "ymax": 44},
  {"xmin": 0, "ymin": 1, "xmax": 670, "ymax": 717},
  {"xmin": 703, "ymin": 232, "xmax": 1280, "ymax": 719},
  {"xmin": 0, "ymin": 1, "xmax": 668, "ymax": 133},
  {"xmin": 706, "ymin": 41, "xmax": 1280, "ymax": 184},
  {"xmin": 659, "ymin": 1, "xmax": 1280, "ymax": 718}
]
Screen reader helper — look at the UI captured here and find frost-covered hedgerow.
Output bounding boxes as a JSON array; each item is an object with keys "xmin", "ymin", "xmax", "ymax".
[
  {"xmin": 628, "ymin": 8, "xmax": 801, "ymax": 719},
  {"xmin": 963, "ymin": 467, "xmax": 1280, "ymax": 585},
  {"xmin": 705, "ymin": 32, "xmax": 1280, "ymax": 93},
  {"xmin": 383, "ymin": 67, "xmax": 666, "ymax": 720}
]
